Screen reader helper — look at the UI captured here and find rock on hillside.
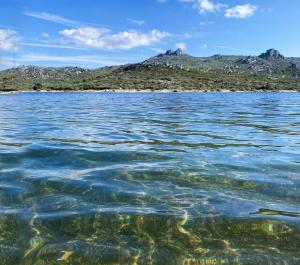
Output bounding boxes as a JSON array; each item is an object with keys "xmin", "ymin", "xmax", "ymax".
[
  {"xmin": 162, "ymin": 48, "xmax": 185, "ymax": 57},
  {"xmin": 142, "ymin": 48, "xmax": 191, "ymax": 70},
  {"xmin": 258, "ymin": 49, "xmax": 284, "ymax": 60},
  {"xmin": 4, "ymin": 65, "xmax": 88, "ymax": 80}
]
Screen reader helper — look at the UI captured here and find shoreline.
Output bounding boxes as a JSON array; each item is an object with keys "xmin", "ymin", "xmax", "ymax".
[{"xmin": 1, "ymin": 89, "xmax": 299, "ymax": 94}]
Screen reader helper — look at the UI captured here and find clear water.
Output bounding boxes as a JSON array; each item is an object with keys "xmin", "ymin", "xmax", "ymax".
[{"xmin": 0, "ymin": 92, "xmax": 300, "ymax": 265}]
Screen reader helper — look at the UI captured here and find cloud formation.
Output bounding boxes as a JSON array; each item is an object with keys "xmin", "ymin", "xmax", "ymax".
[
  {"xmin": 22, "ymin": 42, "xmax": 85, "ymax": 50},
  {"xmin": 179, "ymin": 0, "xmax": 226, "ymax": 13},
  {"xmin": 0, "ymin": 29, "xmax": 20, "ymax": 51},
  {"xmin": 197, "ymin": 0, "xmax": 226, "ymax": 13},
  {"xmin": 18, "ymin": 53, "xmax": 137, "ymax": 66},
  {"xmin": 127, "ymin": 18, "xmax": 146, "ymax": 26},
  {"xmin": 216, "ymin": 45, "xmax": 252, "ymax": 53},
  {"xmin": 59, "ymin": 27, "xmax": 170, "ymax": 50},
  {"xmin": 24, "ymin": 11, "xmax": 79, "ymax": 27},
  {"xmin": 179, "ymin": 1, "xmax": 257, "ymax": 18},
  {"xmin": 199, "ymin": 21, "xmax": 215, "ymax": 26},
  {"xmin": 225, "ymin": 4, "xmax": 257, "ymax": 18},
  {"xmin": 24, "ymin": 11, "xmax": 122, "ymax": 30}
]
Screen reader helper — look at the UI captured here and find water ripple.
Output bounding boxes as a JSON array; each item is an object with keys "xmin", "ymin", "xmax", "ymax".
[{"xmin": 0, "ymin": 92, "xmax": 300, "ymax": 264}]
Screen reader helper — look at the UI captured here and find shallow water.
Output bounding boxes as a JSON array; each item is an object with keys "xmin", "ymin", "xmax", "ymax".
[{"xmin": 0, "ymin": 92, "xmax": 300, "ymax": 265}]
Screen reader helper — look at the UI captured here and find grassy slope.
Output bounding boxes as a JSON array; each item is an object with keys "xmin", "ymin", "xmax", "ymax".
[{"xmin": 0, "ymin": 56, "xmax": 299, "ymax": 92}]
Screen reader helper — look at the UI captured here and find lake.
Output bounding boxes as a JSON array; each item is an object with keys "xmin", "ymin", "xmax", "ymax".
[{"xmin": 0, "ymin": 92, "xmax": 299, "ymax": 265}]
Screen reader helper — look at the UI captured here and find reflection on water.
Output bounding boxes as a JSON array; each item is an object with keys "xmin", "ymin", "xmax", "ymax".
[{"xmin": 0, "ymin": 92, "xmax": 300, "ymax": 264}]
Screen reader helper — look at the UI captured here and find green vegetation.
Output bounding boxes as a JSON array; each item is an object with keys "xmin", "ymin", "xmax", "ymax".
[{"xmin": 0, "ymin": 49, "xmax": 299, "ymax": 92}]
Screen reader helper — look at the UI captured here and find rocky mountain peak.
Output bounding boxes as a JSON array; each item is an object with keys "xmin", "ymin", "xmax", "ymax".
[
  {"xmin": 161, "ymin": 48, "xmax": 185, "ymax": 57},
  {"xmin": 259, "ymin": 49, "xmax": 284, "ymax": 60}
]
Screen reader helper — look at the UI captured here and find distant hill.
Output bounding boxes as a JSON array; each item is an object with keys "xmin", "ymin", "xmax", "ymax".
[
  {"xmin": 0, "ymin": 49, "xmax": 299, "ymax": 92},
  {"xmin": 143, "ymin": 48, "xmax": 300, "ymax": 75}
]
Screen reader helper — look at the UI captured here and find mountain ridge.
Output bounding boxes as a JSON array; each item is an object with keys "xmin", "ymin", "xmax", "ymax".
[{"xmin": 1, "ymin": 48, "xmax": 299, "ymax": 92}]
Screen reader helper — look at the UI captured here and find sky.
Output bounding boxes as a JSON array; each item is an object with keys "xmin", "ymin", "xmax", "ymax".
[{"xmin": 0, "ymin": 0, "xmax": 299, "ymax": 69}]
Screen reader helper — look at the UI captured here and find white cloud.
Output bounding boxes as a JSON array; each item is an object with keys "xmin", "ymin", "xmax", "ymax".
[
  {"xmin": 41, "ymin": 32, "xmax": 49, "ymax": 38},
  {"xmin": 200, "ymin": 44, "xmax": 208, "ymax": 49},
  {"xmin": 199, "ymin": 21, "xmax": 215, "ymax": 26},
  {"xmin": 175, "ymin": 42, "xmax": 187, "ymax": 50},
  {"xmin": 59, "ymin": 27, "xmax": 171, "ymax": 50},
  {"xmin": 197, "ymin": 0, "xmax": 226, "ymax": 13},
  {"xmin": 179, "ymin": 1, "xmax": 257, "ymax": 18},
  {"xmin": 24, "ymin": 11, "xmax": 79, "ymax": 27},
  {"xmin": 179, "ymin": 0, "xmax": 226, "ymax": 13},
  {"xmin": 127, "ymin": 18, "xmax": 146, "ymax": 26},
  {"xmin": 216, "ymin": 45, "xmax": 252, "ymax": 53},
  {"xmin": 225, "ymin": 4, "xmax": 257, "ymax": 19},
  {"xmin": 22, "ymin": 42, "xmax": 85, "ymax": 50},
  {"xmin": 0, "ymin": 29, "xmax": 20, "ymax": 51},
  {"xmin": 17, "ymin": 54, "xmax": 139, "ymax": 66},
  {"xmin": 23, "ymin": 11, "xmax": 121, "ymax": 30}
]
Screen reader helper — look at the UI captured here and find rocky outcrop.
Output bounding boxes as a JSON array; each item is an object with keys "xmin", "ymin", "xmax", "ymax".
[
  {"xmin": 238, "ymin": 56, "xmax": 258, "ymax": 64},
  {"xmin": 224, "ymin": 65, "xmax": 234, "ymax": 74},
  {"xmin": 160, "ymin": 48, "xmax": 185, "ymax": 57},
  {"xmin": 258, "ymin": 49, "xmax": 284, "ymax": 60},
  {"xmin": 290, "ymin": 62, "xmax": 298, "ymax": 77},
  {"xmin": 5, "ymin": 66, "xmax": 88, "ymax": 80}
]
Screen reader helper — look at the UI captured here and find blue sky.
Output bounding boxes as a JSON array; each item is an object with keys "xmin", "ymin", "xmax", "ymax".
[{"xmin": 0, "ymin": 0, "xmax": 299, "ymax": 69}]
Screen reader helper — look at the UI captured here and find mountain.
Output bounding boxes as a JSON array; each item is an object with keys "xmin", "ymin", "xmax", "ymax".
[
  {"xmin": 3, "ymin": 65, "xmax": 89, "ymax": 80},
  {"xmin": 258, "ymin": 49, "xmax": 285, "ymax": 60},
  {"xmin": 0, "ymin": 49, "xmax": 299, "ymax": 92},
  {"xmin": 144, "ymin": 48, "xmax": 299, "ymax": 75}
]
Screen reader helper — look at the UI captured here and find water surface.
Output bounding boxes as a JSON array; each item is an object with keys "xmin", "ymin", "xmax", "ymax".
[{"xmin": 0, "ymin": 92, "xmax": 300, "ymax": 264}]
